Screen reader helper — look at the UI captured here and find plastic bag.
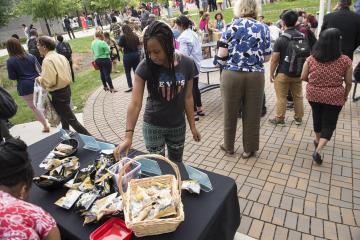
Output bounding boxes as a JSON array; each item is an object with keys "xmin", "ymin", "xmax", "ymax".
[
  {"xmin": 33, "ymin": 82, "xmax": 47, "ymax": 111},
  {"xmin": 44, "ymin": 96, "xmax": 61, "ymax": 127}
]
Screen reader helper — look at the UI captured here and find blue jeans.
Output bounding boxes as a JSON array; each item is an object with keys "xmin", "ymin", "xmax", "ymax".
[
  {"xmin": 95, "ymin": 58, "xmax": 113, "ymax": 89},
  {"xmin": 123, "ymin": 52, "xmax": 140, "ymax": 88}
]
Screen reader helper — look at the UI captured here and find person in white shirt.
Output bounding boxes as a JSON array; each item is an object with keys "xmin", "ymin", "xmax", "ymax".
[{"xmin": 175, "ymin": 15, "xmax": 204, "ymax": 120}]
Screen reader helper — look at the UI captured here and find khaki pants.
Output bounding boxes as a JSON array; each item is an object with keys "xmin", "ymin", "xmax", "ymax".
[
  {"xmin": 274, "ymin": 73, "xmax": 304, "ymax": 120},
  {"xmin": 221, "ymin": 70, "xmax": 264, "ymax": 153}
]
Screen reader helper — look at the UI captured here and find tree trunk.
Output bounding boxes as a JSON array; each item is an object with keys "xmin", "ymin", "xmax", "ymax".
[{"xmin": 44, "ymin": 17, "xmax": 52, "ymax": 36}]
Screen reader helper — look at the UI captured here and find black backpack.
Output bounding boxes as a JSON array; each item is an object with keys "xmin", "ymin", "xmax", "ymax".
[
  {"xmin": 0, "ymin": 87, "xmax": 17, "ymax": 120},
  {"xmin": 56, "ymin": 42, "xmax": 72, "ymax": 60},
  {"xmin": 282, "ymin": 32, "xmax": 311, "ymax": 77}
]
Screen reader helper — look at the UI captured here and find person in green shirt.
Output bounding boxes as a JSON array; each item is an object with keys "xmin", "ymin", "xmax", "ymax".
[{"xmin": 91, "ymin": 30, "xmax": 117, "ymax": 92}]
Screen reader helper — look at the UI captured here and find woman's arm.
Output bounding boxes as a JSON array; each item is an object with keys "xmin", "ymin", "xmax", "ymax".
[
  {"xmin": 44, "ymin": 226, "xmax": 61, "ymax": 240},
  {"xmin": 344, "ymin": 64, "xmax": 353, "ymax": 101},
  {"xmin": 184, "ymin": 79, "xmax": 201, "ymax": 142},
  {"xmin": 114, "ymin": 74, "xmax": 145, "ymax": 159},
  {"xmin": 6, "ymin": 60, "xmax": 17, "ymax": 81},
  {"xmin": 300, "ymin": 60, "xmax": 310, "ymax": 82}
]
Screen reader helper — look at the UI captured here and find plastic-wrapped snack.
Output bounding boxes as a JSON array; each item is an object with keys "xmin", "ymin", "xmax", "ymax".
[
  {"xmin": 55, "ymin": 189, "xmax": 83, "ymax": 209},
  {"xmin": 64, "ymin": 178, "xmax": 81, "ymax": 189},
  {"xmin": 181, "ymin": 180, "xmax": 201, "ymax": 194},
  {"xmin": 78, "ymin": 176, "xmax": 94, "ymax": 192},
  {"xmin": 95, "ymin": 176, "xmax": 112, "ymax": 197},
  {"xmin": 76, "ymin": 190, "xmax": 100, "ymax": 211},
  {"xmin": 83, "ymin": 193, "xmax": 122, "ymax": 224},
  {"xmin": 49, "ymin": 165, "xmax": 64, "ymax": 177},
  {"xmin": 155, "ymin": 198, "xmax": 176, "ymax": 219},
  {"xmin": 95, "ymin": 154, "xmax": 116, "ymax": 171},
  {"xmin": 44, "ymin": 158, "xmax": 63, "ymax": 170},
  {"xmin": 56, "ymin": 143, "xmax": 73, "ymax": 154},
  {"xmin": 74, "ymin": 165, "xmax": 95, "ymax": 184}
]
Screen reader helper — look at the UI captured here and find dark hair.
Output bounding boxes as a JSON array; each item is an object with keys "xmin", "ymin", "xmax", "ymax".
[
  {"xmin": 37, "ymin": 36, "xmax": 56, "ymax": 50},
  {"xmin": 281, "ymin": 10, "xmax": 298, "ymax": 27},
  {"xmin": 29, "ymin": 29, "xmax": 38, "ymax": 37},
  {"xmin": 122, "ymin": 25, "xmax": 140, "ymax": 50},
  {"xmin": 312, "ymin": 28, "xmax": 342, "ymax": 63},
  {"xmin": 11, "ymin": 34, "xmax": 19, "ymax": 40},
  {"xmin": 104, "ymin": 32, "xmax": 110, "ymax": 39},
  {"xmin": 298, "ymin": 10, "xmax": 306, "ymax": 16},
  {"xmin": 57, "ymin": 35, "xmax": 64, "ymax": 42},
  {"xmin": 6, "ymin": 38, "xmax": 26, "ymax": 58},
  {"xmin": 201, "ymin": 12, "xmax": 210, "ymax": 21},
  {"xmin": 175, "ymin": 15, "xmax": 192, "ymax": 30},
  {"xmin": 0, "ymin": 138, "xmax": 34, "ymax": 188},
  {"xmin": 143, "ymin": 21, "xmax": 176, "ymax": 99},
  {"xmin": 338, "ymin": 0, "xmax": 352, "ymax": 8},
  {"xmin": 112, "ymin": 16, "xmax": 117, "ymax": 23},
  {"xmin": 22, "ymin": 24, "xmax": 26, "ymax": 27},
  {"xmin": 214, "ymin": 13, "xmax": 223, "ymax": 20},
  {"xmin": 199, "ymin": 10, "xmax": 204, "ymax": 16}
]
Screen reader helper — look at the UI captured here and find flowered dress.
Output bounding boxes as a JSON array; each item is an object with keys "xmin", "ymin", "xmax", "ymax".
[{"xmin": 0, "ymin": 191, "xmax": 57, "ymax": 240}]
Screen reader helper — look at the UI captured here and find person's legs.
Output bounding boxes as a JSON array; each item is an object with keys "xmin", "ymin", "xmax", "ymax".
[
  {"xmin": 69, "ymin": 60, "xmax": 75, "ymax": 82},
  {"xmin": 143, "ymin": 122, "xmax": 166, "ymax": 156},
  {"xmin": 242, "ymin": 72, "xmax": 264, "ymax": 154},
  {"xmin": 165, "ymin": 125, "xmax": 186, "ymax": 162},
  {"xmin": 95, "ymin": 59, "xmax": 108, "ymax": 89},
  {"xmin": 309, "ymin": 101, "xmax": 323, "ymax": 144},
  {"xmin": 316, "ymin": 104, "xmax": 342, "ymax": 153},
  {"xmin": 21, "ymin": 94, "xmax": 48, "ymax": 130},
  {"xmin": 71, "ymin": 29, "xmax": 76, "ymax": 39},
  {"xmin": 273, "ymin": 73, "xmax": 289, "ymax": 120},
  {"xmin": 67, "ymin": 29, "xmax": 73, "ymax": 39},
  {"xmin": 192, "ymin": 76, "xmax": 202, "ymax": 111},
  {"xmin": 289, "ymin": 79, "xmax": 304, "ymax": 122},
  {"xmin": 51, "ymin": 87, "xmax": 90, "ymax": 135},
  {"xmin": 103, "ymin": 59, "xmax": 114, "ymax": 89},
  {"xmin": 131, "ymin": 52, "xmax": 140, "ymax": 78},
  {"xmin": 123, "ymin": 54, "xmax": 133, "ymax": 89},
  {"xmin": 262, "ymin": 93, "xmax": 267, "ymax": 116},
  {"xmin": 220, "ymin": 70, "xmax": 244, "ymax": 152}
]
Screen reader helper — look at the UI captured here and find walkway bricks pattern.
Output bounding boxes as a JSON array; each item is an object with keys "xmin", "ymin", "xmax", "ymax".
[{"xmin": 84, "ymin": 57, "xmax": 360, "ymax": 239}]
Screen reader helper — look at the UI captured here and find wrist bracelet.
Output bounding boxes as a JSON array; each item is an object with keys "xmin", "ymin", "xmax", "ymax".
[{"xmin": 125, "ymin": 129, "xmax": 134, "ymax": 133}]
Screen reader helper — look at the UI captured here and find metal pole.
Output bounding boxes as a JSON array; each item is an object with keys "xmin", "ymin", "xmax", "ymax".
[
  {"xmin": 327, "ymin": 0, "xmax": 332, "ymax": 13},
  {"xmin": 317, "ymin": 0, "xmax": 326, "ymax": 37}
]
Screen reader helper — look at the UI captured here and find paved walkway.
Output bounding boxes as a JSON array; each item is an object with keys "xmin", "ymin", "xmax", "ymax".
[{"xmin": 83, "ymin": 57, "xmax": 360, "ymax": 239}]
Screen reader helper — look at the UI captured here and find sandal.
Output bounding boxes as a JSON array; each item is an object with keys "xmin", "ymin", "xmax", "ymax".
[
  {"xmin": 241, "ymin": 152, "xmax": 255, "ymax": 159},
  {"xmin": 110, "ymin": 88, "xmax": 118, "ymax": 93},
  {"xmin": 312, "ymin": 150, "xmax": 323, "ymax": 165},
  {"xmin": 194, "ymin": 115, "xmax": 199, "ymax": 121},
  {"xmin": 103, "ymin": 87, "xmax": 109, "ymax": 91},
  {"xmin": 197, "ymin": 110, "xmax": 205, "ymax": 116},
  {"xmin": 220, "ymin": 144, "xmax": 234, "ymax": 155}
]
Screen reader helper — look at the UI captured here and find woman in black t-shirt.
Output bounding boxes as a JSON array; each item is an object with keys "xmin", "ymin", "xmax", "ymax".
[
  {"xmin": 114, "ymin": 21, "xmax": 201, "ymax": 162},
  {"xmin": 118, "ymin": 25, "xmax": 141, "ymax": 92}
]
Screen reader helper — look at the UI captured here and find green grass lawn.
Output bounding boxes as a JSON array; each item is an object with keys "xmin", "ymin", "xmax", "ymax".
[{"xmin": 68, "ymin": 36, "xmax": 94, "ymax": 53}]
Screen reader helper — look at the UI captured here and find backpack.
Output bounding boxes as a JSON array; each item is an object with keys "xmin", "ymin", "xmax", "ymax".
[
  {"xmin": 0, "ymin": 87, "xmax": 17, "ymax": 120},
  {"xmin": 282, "ymin": 32, "xmax": 311, "ymax": 77},
  {"xmin": 57, "ymin": 42, "xmax": 72, "ymax": 60}
]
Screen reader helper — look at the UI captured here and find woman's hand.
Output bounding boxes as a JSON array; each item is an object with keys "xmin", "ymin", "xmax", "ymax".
[
  {"xmin": 191, "ymin": 127, "xmax": 201, "ymax": 142},
  {"xmin": 113, "ymin": 137, "xmax": 132, "ymax": 161}
]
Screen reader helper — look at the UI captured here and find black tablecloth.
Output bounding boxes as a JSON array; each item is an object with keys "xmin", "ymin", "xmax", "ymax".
[{"xmin": 28, "ymin": 133, "xmax": 240, "ymax": 240}]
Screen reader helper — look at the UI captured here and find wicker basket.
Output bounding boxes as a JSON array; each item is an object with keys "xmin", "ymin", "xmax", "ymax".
[{"xmin": 118, "ymin": 154, "xmax": 184, "ymax": 237}]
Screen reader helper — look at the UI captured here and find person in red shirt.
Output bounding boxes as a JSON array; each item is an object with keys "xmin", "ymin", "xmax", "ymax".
[
  {"xmin": 0, "ymin": 138, "xmax": 60, "ymax": 240},
  {"xmin": 301, "ymin": 28, "xmax": 353, "ymax": 165}
]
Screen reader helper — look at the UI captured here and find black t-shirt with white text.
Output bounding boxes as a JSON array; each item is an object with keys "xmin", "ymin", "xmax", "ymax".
[{"xmin": 135, "ymin": 54, "xmax": 198, "ymax": 127}]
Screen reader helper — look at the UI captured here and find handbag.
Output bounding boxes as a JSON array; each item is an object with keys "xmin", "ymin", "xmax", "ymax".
[
  {"xmin": 0, "ymin": 87, "xmax": 17, "ymax": 119},
  {"xmin": 33, "ymin": 82, "xmax": 47, "ymax": 111},
  {"xmin": 44, "ymin": 95, "xmax": 61, "ymax": 127},
  {"xmin": 91, "ymin": 61, "xmax": 100, "ymax": 70}
]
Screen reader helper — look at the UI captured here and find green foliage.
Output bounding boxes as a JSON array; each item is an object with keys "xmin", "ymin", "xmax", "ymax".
[
  {"xmin": 16, "ymin": 0, "xmax": 81, "ymax": 20},
  {"xmin": 0, "ymin": 0, "xmax": 16, "ymax": 27},
  {"xmin": 90, "ymin": 0, "xmax": 139, "ymax": 10}
]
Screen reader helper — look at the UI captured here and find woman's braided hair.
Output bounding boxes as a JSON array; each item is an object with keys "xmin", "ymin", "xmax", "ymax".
[{"xmin": 143, "ymin": 21, "xmax": 177, "ymax": 100}]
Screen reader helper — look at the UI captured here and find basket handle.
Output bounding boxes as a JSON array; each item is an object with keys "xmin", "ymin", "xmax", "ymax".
[{"xmin": 118, "ymin": 154, "xmax": 182, "ymax": 198}]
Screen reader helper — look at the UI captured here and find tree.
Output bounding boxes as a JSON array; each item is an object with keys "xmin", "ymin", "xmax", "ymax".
[
  {"xmin": 90, "ymin": 0, "xmax": 139, "ymax": 11},
  {"xmin": 16, "ymin": 0, "xmax": 81, "ymax": 35},
  {"xmin": 0, "ymin": 0, "xmax": 16, "ymax": 27}
]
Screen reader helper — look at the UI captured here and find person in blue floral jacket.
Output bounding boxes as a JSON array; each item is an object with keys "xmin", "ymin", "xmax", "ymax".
[{"xmin": 216, "ymin": 0, "xmax": 271, "ymax": 158}]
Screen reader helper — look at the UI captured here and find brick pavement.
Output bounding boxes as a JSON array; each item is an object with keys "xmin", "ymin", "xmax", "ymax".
[{"xmin": 84, "ymin": 56, "xmax": 360, "ymax": 239}]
